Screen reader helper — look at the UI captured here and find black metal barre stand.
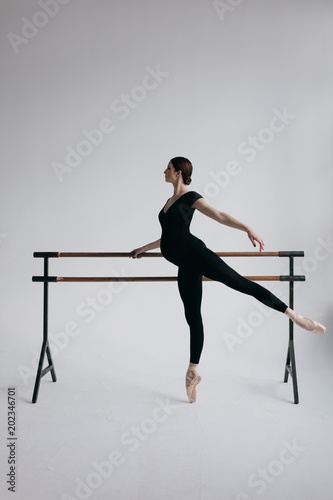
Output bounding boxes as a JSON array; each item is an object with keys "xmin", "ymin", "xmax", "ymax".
[{"xmin": 31, "ymin": 251, "xmax": 305, "ymax": 404}]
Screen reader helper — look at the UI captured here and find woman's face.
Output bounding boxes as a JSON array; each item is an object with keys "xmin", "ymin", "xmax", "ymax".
[{"xmin": 164, "ymin": 162, "xmax": 179, "ymax": 183}]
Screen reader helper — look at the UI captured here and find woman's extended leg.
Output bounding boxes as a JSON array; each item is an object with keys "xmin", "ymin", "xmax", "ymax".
[
  {"xmin": 188, "ymin": 243, "xmax": 325, "ymax": 334},
  {"xmin": 177, "ymin": 267, "xmax": 203, "ymax": 402},
  {"xmin": 191, "ymin": 245, "xmax": 288, "ymax": 312}
]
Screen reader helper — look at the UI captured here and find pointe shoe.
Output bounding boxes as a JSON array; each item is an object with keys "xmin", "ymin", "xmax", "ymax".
[
  {"xmin": 186, "ymin": 370, "xmax": 202, "ymax": 403},
  {"xmin": 285, "ymin": 308, "xmax": 326, "ymax": 335}
]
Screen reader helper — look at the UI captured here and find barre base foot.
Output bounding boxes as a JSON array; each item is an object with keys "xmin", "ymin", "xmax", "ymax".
[
  {"xmin": 32, "ymin": 340, "xmax": 57, "ymax": 403},
  {"xmin": 283, "ymin": 339, "xmax": 299, "ymax": 404}
]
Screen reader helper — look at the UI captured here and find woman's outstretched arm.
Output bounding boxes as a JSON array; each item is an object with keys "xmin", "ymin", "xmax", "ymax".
[
  {"xmin": 130, "ymin": 238, "xmax": 161, "ymax": 258},
  {"xmin": 192, "ymin": 198, "xmax": 265, "ymax": 251}
]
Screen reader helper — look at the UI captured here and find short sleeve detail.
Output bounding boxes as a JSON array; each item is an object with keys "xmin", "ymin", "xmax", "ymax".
[{"xmin": 188, "ymin": 191, "xmax": 203, "ymax": 206}]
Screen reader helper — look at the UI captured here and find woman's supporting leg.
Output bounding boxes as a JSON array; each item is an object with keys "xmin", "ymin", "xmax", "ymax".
[
  {"xmin": 177, "ymin": 267, "xmax": 205, "ymax": 363},
  {"xmin": 177, "ymin": 267, "xmax": 203, "ymax": 402}
]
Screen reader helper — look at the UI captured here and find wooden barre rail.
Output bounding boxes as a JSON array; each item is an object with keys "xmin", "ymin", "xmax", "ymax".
[
  {"xmin": 32, "ymin": 275, "xmax": 306, "ymax": 282},
  {"xmin": 33, "ymin": 251, "xmax": 304, "ymax": 258},
  {"xmin": 31, "ymin": 250, "xmax": 305, "ymax": 404}
]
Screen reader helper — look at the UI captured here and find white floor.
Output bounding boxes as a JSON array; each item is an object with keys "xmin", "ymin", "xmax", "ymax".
[{"xmin": 1, "ymin": 323, "xmax": 333, "ymax": 500}]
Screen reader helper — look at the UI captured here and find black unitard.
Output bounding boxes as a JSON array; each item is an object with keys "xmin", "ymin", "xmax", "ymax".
[{"xmin": 158, "ymin": 191, "xmax": 288, "ymax": 364}]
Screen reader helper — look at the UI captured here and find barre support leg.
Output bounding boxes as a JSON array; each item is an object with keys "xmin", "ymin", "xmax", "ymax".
[
  {"xmin": 283, "ymin": 256, "xmax": 299, "ymax": 404},
  {"xmin": 32, "ymin": 258, "xmax": 57, "ymax": 403}
]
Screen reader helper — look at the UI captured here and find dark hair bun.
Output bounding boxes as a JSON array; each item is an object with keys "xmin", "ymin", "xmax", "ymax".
[{"xmin": 170, "ymin": 156, "xmax": 193, "ymax": 186}]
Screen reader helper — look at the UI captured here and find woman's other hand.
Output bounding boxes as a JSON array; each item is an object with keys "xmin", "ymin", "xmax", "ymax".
[{"xmin": 247, "ymin": 228, "xmax": 265, "ymax": 252}]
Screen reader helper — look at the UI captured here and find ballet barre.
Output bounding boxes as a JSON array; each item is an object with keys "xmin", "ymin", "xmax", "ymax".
[{"xmin": 31, "ymin": 251, "xmax": 305, "ymax": 404}]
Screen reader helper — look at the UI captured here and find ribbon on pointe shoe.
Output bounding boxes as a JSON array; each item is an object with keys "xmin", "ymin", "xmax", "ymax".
[{"xmin": 186, "ymin": 370, "xmax": 202, "ymax": 403}]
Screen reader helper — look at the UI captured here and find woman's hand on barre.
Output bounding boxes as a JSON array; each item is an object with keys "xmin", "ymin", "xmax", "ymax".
[
  {"xmin": 247, "ymin": 227, "xmax": 265, "ymax": 252},
  {"xmin": 130, "ymin": 238, "xmax": 161, "ymax": 258},
  {"xmin": 130, "ymin": 247, "xmax": 145, "ymax": 259}
]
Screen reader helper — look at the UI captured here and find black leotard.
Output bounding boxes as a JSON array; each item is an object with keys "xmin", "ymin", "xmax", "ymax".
[
  {"xmin": 158, "ymin": 190, "xmax": 288, "ymax": 364},
  {"xmin": 159, "ymin": 191, "xmax": 205, "ymax": 268}
]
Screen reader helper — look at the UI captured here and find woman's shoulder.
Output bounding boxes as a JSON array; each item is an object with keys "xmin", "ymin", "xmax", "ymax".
[
  {"xmin": 188, "ymin": 190, "xmax": 203, "ymax": 201},
  {"xmin": 179, "ymin": 190, "xmax": 203, "ymax": 208}
]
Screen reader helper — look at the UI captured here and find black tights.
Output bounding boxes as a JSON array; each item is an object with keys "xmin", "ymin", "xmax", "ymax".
[{"xmin": 177, "ymin": 246, "xmax": 288, "ymax": 364}]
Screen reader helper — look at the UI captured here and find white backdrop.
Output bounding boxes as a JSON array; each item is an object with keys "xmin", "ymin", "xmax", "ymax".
[{"xmin": 1, "ymin": 1, "xmax": 333, "ymax": 499}]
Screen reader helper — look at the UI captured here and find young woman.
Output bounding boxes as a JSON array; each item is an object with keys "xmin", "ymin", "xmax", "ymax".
[{"xmin": 130, "ymin": 157, "xmax": 326, "ymax": 403}]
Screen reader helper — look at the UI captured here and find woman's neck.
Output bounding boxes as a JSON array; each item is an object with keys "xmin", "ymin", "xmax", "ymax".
[{"xmin": 172, "ymin": 179, "xmax": 188, "ymax": 197}]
